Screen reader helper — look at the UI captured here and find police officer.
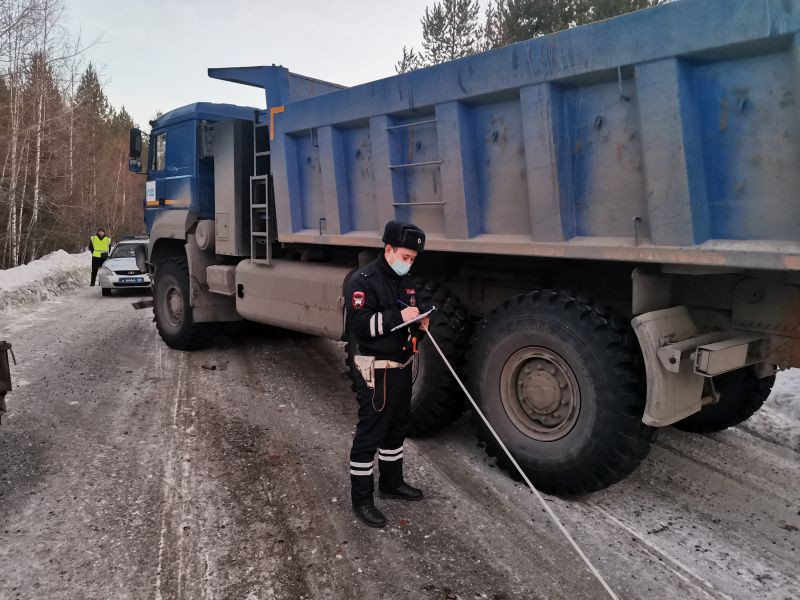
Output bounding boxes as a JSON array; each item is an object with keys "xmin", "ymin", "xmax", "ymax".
[
  {"xmin": 89, "ymin": 228, "xmax": 111, "ymax": 286},
  {"xmin": 345, "ymin": 220, "xmax": 430, "ymax": 528}
]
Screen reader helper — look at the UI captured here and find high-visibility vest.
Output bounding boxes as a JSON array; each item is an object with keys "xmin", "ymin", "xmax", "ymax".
[{"xmin": 90, "ymin": 235, "xmax": 111, "ymax": 258}]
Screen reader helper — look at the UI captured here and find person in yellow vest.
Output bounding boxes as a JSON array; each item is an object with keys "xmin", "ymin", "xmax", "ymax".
[{"xmin": 89, "ymin": 228, "xmax": 111, "ymax": 286}]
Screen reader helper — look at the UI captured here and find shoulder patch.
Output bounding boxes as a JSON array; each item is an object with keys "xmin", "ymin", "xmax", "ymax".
[{"xmin": 352, "ymin": 291, "xmax": 366, "ymax": 309}]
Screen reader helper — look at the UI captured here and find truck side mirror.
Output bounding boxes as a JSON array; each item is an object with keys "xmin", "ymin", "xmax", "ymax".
[
  {"xmin": 128, "ymin": 158, "xmax": 142, "ymax": 173},
  {"xmin": 129, "ymin": 128, "xmax": 142, "ymax": 159}
]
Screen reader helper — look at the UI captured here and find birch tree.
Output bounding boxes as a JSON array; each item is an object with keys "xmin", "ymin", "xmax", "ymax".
[{"xmin": 0, "ymin": 1, "xmax": 145, "ymax": 268}]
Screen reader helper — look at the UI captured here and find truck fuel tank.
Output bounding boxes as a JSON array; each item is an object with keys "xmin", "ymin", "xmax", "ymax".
[{"xmin": 234, "ymin": 260, "xmax": 352, "ymax": 340}]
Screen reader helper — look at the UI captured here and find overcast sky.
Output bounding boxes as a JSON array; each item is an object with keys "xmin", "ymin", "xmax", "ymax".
[{"xmin": 65, "ymin": 0, "xmax": 433, "ymax": 128}]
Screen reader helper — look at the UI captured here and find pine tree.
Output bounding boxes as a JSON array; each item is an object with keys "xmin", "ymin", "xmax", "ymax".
[
  {"xmin": 401, "ymin": 1, "xmax": 669, "ymax": 69},
  {"xmin": 73, "ymin": 62, "xmax": 110, "ymax": 229},
  {"xmin": 419, "ymin": 0, "xmax": 482, "ymax": 66},
  {"xmin": 395, "ymin": 45, "xmax": 423, "ymax": 74},
  {"xmin": 577, "ymin": 0, "xmax": 669, "ymax": 24},
  {"xmin": 483, "ymin": 0, "xmax": 669, "ymax": 48}
]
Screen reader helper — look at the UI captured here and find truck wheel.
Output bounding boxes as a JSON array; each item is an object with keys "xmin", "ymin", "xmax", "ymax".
[
  {"xmin": 468, "ymin": 290, "xmax": 653, "ymax": 495},
  {"xmin": 674, "ymin": 366, "xmax": 775, "ymax": 433},
  {"xmin": 153, "ymin": 256, "xmax": 205, "ymax": 350},
  {"xmin": 343, "ymin": 280, "xmax": 470, "ymax": 437}
]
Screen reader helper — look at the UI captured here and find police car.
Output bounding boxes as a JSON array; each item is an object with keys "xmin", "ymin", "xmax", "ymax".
[{"xmin": 97, "ymin": 238, "xmax": 151, "ymax": 297}]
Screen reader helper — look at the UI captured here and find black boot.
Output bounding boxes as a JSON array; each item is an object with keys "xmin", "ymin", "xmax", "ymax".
[
  {"xmin": 352, "ymin": 503, "xmax": 387, "ymax": 528},
  {"xmin": 379, "ymin": 482, "xmax": 424, "ymax": 501}
]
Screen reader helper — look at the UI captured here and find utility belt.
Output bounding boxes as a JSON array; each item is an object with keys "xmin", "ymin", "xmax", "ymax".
[{"xmin": 353, "ymin": 355, "xmax": 413, "ymax": 390}]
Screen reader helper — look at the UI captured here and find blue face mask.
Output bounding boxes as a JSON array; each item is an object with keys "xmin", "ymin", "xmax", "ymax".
[{"xmin": 389, "ymin": 251, "xmax": 412, "ymax": 276}]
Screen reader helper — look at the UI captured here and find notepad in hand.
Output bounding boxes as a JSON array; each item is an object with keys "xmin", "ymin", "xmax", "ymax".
[{"xmin": 390, "ymin": 306, "xmax": 436, "ymax": 332}]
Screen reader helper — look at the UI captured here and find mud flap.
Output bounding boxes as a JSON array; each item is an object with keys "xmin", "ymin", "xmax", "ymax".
[{"xmin": 632, "ymin": 307, "xmax": 705, "ymax": 427}]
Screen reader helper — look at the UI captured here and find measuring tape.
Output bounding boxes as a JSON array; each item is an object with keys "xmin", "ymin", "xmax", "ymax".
[{"xmin": 425, "ymin": 329, "xmax": 620, "ymax": 600}]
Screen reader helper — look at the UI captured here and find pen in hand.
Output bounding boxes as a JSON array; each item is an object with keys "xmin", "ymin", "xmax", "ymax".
[{"xmin": 396, "ymin": 299, "xmax": 430, "ymax": 331}]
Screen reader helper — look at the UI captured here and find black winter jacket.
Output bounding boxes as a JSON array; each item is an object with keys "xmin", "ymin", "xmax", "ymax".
[{"xmin": 345, "ymin": 255, "xmax": 425, "ymax": 362}]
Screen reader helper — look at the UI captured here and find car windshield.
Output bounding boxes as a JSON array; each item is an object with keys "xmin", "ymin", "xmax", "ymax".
[{"xmin": 110, "ymin": 243, "xmax": 144, "ymax": 259}]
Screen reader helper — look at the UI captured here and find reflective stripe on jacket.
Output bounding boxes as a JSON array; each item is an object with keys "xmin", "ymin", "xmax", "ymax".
[{"xmin": 90, "ymin": 235, "xmax": 111, "ymax": 258}]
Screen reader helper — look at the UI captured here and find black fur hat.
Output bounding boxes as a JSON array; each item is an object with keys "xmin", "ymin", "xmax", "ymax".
[{"xmin": 382, "ymin": 220, "xmax": 425, "ymax": 252}]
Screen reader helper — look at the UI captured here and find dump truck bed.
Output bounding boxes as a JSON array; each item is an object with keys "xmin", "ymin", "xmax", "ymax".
[{"xmin": 265, "ymin": 0, "xmax": 800, "ymax": 271}]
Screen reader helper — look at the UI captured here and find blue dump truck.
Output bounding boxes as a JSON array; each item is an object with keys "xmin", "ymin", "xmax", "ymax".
[{"xmin": 130, "ymin": 0, "xmax": 800, "ymax": 494}]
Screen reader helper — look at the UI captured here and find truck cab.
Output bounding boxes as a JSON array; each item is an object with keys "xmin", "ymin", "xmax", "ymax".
[{"xmin": 134, "ymin": 103, "xmax": 259, "ymax": 231}]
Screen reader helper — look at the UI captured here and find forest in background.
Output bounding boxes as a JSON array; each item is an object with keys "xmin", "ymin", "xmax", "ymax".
[
  {"xmin": 0, "ymin": 0, "xmax": 143, "ymax": 269},
  {"xmin": 396, "ymin": 0, "xmax": 671, "ymax": 71}
]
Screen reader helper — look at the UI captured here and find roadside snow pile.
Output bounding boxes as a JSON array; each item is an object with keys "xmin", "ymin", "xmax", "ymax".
[
  {"xmin": 768, "ymin": 369, "xmax": 800, "ymax": 423},
  {"xmin": 0, "ymin": 250, "xmax": 90, "ymax": 312}
]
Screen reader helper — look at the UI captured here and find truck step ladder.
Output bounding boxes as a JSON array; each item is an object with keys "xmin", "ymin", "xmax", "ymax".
[{"xmin": 250, "ymin": 112, "xmax": 273, "ymax": 265}]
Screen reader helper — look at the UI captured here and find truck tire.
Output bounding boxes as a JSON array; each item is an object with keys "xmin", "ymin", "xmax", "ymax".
[
  {"xmin": 468, "ymin": 290, "xmax": 653, "ymax": 495},
  {"xmin": 343, "ymin": 280, "xmax": 470, "ymax": 437},
  {"xmin": 674, "ymin": 366, "xmax": 775, "ymax": 433},
  {"xmin": 153, "ymin": 256, "xmax": 206, "ymax": 351},
  {"xmin": 407, "ymin": 280, "xmax": 470, "ymax": 436}
]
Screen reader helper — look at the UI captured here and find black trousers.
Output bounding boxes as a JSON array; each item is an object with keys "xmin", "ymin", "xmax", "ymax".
[
  {"xmin": 349, "ymin": 363, "xmax": 412, "ymax": 506},
  {"xmin": 90, "ymin": 256, "xmax": 106, "ymax": 286}
]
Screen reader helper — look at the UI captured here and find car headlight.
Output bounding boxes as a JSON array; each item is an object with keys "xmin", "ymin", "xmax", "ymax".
[{"xmin": 98, "ymin": 266, "xmax": 112, "ymax": 277}]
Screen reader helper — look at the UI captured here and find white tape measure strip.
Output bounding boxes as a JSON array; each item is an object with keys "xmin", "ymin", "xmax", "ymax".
[{"xmin": 425, "ymin": 330, "xmax": 619, "ymax": 600}]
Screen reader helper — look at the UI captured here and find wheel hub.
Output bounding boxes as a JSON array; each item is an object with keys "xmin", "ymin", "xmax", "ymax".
[
  {"xmin": 501, "ymin": 347, "xmax": 580, "ymax": 441},
  {"xmin": 165, "ymin": 286, "xmax": 183, "ymax": 327}
]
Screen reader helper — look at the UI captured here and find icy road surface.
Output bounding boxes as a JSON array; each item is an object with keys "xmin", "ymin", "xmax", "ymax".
[{"xmin": 1, "ymin": 287, "xmax": 798, "ymax": 600}]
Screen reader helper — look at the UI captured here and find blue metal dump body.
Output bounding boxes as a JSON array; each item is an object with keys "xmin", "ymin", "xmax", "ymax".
[{"xmin": 255, "ymin": 0, "xmax": 800, "ymax": 271}]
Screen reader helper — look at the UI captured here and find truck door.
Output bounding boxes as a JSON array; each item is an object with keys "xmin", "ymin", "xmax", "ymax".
[
  {"xmin": 150, "ymin": 130, "xmax": 167, "ymax": 205},
  {"xmin": 163, "ymin": 121, "xmax": 194, "ymax": 208},
  {"xmin": 144, "ymin": 130, "xmax": 167, "ymax": 230}
]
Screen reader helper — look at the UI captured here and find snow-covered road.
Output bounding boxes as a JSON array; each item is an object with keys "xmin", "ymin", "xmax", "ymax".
[{"xmin": 0, "ymin": 286, "xmax": 798, "ymax": 599}]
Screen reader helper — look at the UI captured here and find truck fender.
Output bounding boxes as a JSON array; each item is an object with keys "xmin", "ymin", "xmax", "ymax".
[
  {"xmin": 147, "ymin": 209, "xmax": 198, "ymax": 270},
  {"xmin": 185, "ymin": 234, "xmax": 240, "ymax": 323}
]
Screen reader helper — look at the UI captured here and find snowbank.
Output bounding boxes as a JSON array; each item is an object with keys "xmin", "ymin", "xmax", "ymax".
[
  {"xmin": 0, "ymin": 250, "xmax": 91, "ymax": 312},
  {"xmin": 768, "ymin": 369, "xmax": 800, "ymax": 422}
]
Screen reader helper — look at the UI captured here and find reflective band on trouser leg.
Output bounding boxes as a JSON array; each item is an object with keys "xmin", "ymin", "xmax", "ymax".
[
  {"xmin": 350, "ymin": 459, "xmax": 376, "ymax": 506},
  {"xmin": 378, "ymin": 446, "xmax": 404, "ymax": 491},
  {"xmin": 350, "ymin": 461, "xmax": 374, "ymax": 476},
  {"xmin": 378, "ymin": 447, "xmax": 403, "ymax": 462},
  {"xmin": 378, "ymin": 367, "xmax": 411, "ymax": 492}
]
